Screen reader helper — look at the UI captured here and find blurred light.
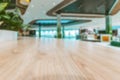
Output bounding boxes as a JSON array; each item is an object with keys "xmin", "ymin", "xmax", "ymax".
[
  {"xmin": 36, "ymin": 20, "xmax": 71, "ymax": 24},
  {"xmin": 20, "ymin": 0, "xmax": 30, "ymax": 5}
]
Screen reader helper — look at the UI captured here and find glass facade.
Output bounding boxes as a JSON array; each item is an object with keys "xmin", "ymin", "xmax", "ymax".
[{"xmin": 36, "ymin": 29, "xmax": 79, "ymax": 39}]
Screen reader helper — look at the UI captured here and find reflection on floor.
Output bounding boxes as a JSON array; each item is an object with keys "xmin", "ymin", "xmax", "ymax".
[
  {"xmin": 95, "ymin": 42, "xmax": 120, "ymax": 50},
  {"xmin": 0, "ymin": 37, "xmax": 120, "ymax": 80}
]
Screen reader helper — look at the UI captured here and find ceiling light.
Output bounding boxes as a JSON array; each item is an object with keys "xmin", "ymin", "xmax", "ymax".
[
  {"xmin": 31, "ymin": 5, "xmax": 34, "ymax": 8},
  {"xmin": 53, "ymin": 2, "xmax": 56, "ymax": 6},
  {"xmin": 26, "ymin": 12, "xmax": 29, "ymax": 14},
  {"xmin": 43, "ymin": 11, "xmax": 46, "ymax": 13},
  {"xmin": 26, "ymin": 0, "xmax": 30, "ymax": 3},
  {"xmin": 20, "ymin": 0, "xmax": 30, "ymax": 5}
]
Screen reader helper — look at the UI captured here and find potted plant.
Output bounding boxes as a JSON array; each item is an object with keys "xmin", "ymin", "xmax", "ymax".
[{"xmin": 0, "ymin": 1, "xmax": 24, "ymax": 41}]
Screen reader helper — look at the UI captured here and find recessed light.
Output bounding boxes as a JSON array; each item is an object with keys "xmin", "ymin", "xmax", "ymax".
[
  {"xmin": 31, "ymin": 5, "xmax": 34, "ymax": 8},
  {"xmin": 20, "ymin": 0, "xmax": 30, "ymax": 5},
  {"xmin": 27, "ymin": 12, "xmax": 29, "ymax": 14},
  {"xmin": 53, "ymin": 2, "xmax": 56, "ymax": 6},
  {"xmin": 43, "ymin": 11, "xmax": 46, "ymax": 13}
]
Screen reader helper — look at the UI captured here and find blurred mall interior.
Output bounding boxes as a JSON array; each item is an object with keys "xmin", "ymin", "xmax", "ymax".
[{"xmin": 0, "ymin": 0, "xmax": 120, "ymax": 80}]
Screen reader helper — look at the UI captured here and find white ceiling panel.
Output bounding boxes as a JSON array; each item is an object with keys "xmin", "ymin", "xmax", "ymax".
[{"xmin": 22, "ymin": 0, "xmax": 120, "ymax": 29}]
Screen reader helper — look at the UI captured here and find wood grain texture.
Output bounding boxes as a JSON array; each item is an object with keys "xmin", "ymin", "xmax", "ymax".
[{"xmin": 0, "ymin": 37, "xmax": 120, "ymax": 80}]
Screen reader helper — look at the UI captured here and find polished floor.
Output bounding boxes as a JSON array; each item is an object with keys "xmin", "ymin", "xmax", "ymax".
[{"xmin": 0, "ymin": 37, "xmax": 120, "ymax": 80}]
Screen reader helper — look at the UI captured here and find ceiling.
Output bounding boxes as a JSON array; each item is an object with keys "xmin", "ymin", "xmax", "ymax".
[
  {"xmin": 48, "ymin": 0, "xmax": 120, "ymax": 17},
  {"xmin": 30, "ymin": 19, "xmax": 91, "ymax": 27},
  {"xmin": 56, "ymin": 0, "xmax": 116, "ymax": 15},
  {"xmin": 22, "ymin": 0, "xmax": 120, "ymax": 29},
  {"xmin": 22, "ymin": 0, "xmax": 64, "ymax": 23}
]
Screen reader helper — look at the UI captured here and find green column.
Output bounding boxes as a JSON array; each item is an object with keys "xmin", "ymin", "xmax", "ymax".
[
  {"xmin": 38, "ymin": 24, "xmax": 41, "ymax": 38},
  {"xmin": 62, "ymin": 25, "xmax": 65, "ymax": 38},
  {"xmin": 57, "ymin": 14, "xmax": 62, "ymax": 38},
  {"xmin": 106, "ymin": 15, "xmax": 112, "ymax": 34}
]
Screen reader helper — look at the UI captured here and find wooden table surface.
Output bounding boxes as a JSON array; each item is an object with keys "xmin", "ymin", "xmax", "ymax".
[{"xmin": 0, "ymin": 37, "xmax": 120, "ymax": 80}]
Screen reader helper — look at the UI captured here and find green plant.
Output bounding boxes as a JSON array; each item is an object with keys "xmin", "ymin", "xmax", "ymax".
[
  {"xmin": 0, "ymin": 3, "xmax": 8, "ymax": 12},
  {"xmin": 0, "ymin": 1, "xmax": 23, "ymax": 31},
  {"xmin": 21, "ymin": 24, "xmax": 30, "ymax": 30}
]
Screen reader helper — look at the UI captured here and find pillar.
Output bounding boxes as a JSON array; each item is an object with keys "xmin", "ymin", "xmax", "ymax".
[
  {"xmin": 105, "ymin": 15, "xmax": 112, "ymax": 34},
  {"xmin": 38, "ymin": 24, "xmax": 41, "ymax": 38},
  {"xmin": 62, "ymin": 25, "xmax": 65, "ymax": 38},
  {"xmin": 57, "ymin": 14, "xmax": 62, "ymax": 38}
]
